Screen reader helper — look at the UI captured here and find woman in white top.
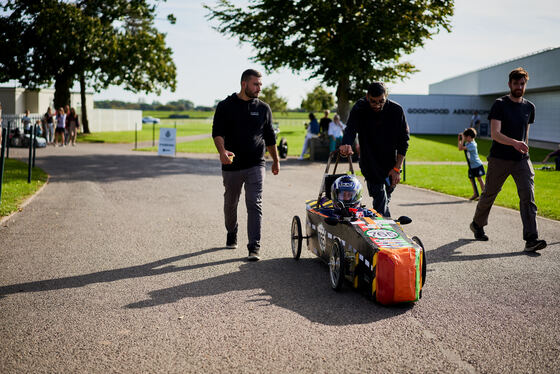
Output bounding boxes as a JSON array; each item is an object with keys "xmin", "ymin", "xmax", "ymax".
[
  {"xmin": 327, "ymin": 114, "xmax": 345, "ymax": 152},
  {"xmin": 55, "ymin": 107, "xmax": 66, "ymax": 147}
]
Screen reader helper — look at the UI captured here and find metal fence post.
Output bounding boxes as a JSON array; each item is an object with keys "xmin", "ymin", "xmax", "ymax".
[
  {"xmin": 134, "ymin": 122, "xmax": 137, "ymax": 150},
  {"xmin": 32, "ymin": 125, "xmax": 37, "ymax": 167},
  {"xmin": 6, "ymin": 121, "xmax": 10, "ymax": 159},
  {"xmin": 402, "ymin": 159, "xmax": 406, "ymax": 182},
  {"xmin": 152, "ymin": 122, "xmax": 155, "ymax": 147},
  {"xmin": 27, "ymin": 125, "xmax": 34, "ymax": 183},
  {"xmin": 0, "ymin": 127, "xmax": 7, "ymax": 204}
]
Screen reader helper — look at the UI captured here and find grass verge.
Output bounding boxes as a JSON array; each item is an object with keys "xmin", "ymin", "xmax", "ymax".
[
  {"xmin": 401, "ymin": 164, "xmax": 559, "ymax": 220},
  {"xmin": 1, "ymin": 158, "xmax": 48, "ymax": 217}
]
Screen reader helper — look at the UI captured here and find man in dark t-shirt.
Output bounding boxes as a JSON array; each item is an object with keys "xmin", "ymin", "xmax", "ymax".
[
  {"xmin": 339, "ymin": 82, "xmax": 409, "ymax": 217},
  {"xmin": 470, "ymin": 67, "xmax": 547, "ymax": 252},
  {"xmin": 319, "ymin": 110, "xmax": 331, "ymax": 135},
  {"xmin": 212, "ymin": 69, "xmax": 280, "ymax": 261}
]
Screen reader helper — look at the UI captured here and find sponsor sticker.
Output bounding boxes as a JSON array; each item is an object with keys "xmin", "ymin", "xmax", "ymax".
[{"xmin": 365, "ymin": 229, "xmax": 399, "ymax": 239}]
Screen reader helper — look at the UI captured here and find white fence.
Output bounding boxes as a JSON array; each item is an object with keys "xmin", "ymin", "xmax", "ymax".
[{"xmin": 86, "ymin": 108, "xmax": 142, "ymax": 132}]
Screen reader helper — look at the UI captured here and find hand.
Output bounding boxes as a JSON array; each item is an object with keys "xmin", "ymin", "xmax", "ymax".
[
  {"xmin": 388, "ymin": 168, "xmax": 401, "ymax": 187},
  {"xmin": 339, "ymin": 144, "xmax": 353, "ymax": 156},
  {"xmin": 271, "ymin": 160, "xmax": 280, "ymax": 175},
  {"xmin": 219, "ymin": 150, "xmax": 235, "ymax": 165},
  {"xmin": 513, "ymin": 140, "xmax": 529, "ymax": 154}
]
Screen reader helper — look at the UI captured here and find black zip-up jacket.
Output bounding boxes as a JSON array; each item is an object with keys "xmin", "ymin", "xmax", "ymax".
[
  {"xmin": 341, "ymin": 98, "xmax": 409, "ymax": 184},
  {"xmin": 212, "ymin": 93, "xmax": 275, "ymax": 171}
]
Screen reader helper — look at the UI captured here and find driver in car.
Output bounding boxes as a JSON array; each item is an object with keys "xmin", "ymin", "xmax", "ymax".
[{"xmin": 331, "ymin": 175, "xmax": 374, "ymax": 219}]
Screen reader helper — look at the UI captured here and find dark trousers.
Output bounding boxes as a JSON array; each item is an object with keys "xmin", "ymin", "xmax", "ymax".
[
  {"xmin": 222, "ymin": 166, "xmax": 265, "ymax": 250},
  {"xmin": 366, "ymin": 180, "xmax": 394, "ymax": 217},
  {"xmin": 473, "ymin": 157, "xmax": 538, "ymax": 241}
]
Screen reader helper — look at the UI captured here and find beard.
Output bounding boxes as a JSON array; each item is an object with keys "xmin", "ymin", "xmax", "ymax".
[
  {"xmin": 510, "ymin": 88, "xmax": 524, "ymax": 98},
  {"xmin": 245, "ymin": 87, "xmax": 259, "ymax": 99}
]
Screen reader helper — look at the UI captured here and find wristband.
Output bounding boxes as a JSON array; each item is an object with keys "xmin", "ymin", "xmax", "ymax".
[{"xmin": 393, "ymin": 167, "xmax": 401, "ymax": 173}]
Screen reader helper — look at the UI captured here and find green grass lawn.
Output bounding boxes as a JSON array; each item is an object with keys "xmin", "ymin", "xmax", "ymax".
[
  {"xmin": 401, "ymin": 164, "xmax": 559, "ymax": 220},
  {"xmin": 1, "ymin": 159, "xmax": 48, "ymax": 217}
]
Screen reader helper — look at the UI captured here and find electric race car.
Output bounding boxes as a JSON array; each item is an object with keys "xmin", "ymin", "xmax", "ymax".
[{"xmin": 290, "ymin": 151, "xmax": 426, "ymax": 305}]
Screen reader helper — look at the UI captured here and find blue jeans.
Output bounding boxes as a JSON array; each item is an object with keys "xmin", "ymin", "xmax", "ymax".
[
  {"xmin": 222, "ymin": 166, "xmax": 265, "ymax": 250},
  {"xmin": 366, "ymin": 180, "xmax": 394, "ymax": 217}
]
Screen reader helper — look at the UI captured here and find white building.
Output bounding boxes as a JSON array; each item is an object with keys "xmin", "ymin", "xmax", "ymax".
[
  {"xmin": 0, "ymin": 87, "xmax": 141, "ymax": 132},
  {"xmin": 390, "ymin": 47, "xmax": 560, "ymax": 147}
]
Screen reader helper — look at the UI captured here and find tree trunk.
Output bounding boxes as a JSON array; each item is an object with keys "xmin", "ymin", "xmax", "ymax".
[
  {"xmin": 336, "ymin": 76, "xmax": 351, "ymax": 123},
  {"xmin": 53, "ymin": 74, "xmax": 73, "ymax": 110},
  {"xmin": 79, "ymin": 72, "xmax": 90, "ymax": 133}
]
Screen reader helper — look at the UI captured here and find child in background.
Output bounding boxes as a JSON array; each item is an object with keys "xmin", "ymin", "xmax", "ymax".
[{"xmin": 458, "ymin": 127, "xmax": 485, "ymax": 200}]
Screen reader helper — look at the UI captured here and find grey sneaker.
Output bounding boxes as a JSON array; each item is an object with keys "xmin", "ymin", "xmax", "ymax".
[
  {"xmin": 247, "ymin": 249, "xmax": 260, "ymax": 261},
  {"xmin": 226, "ymin": 232, "xmax": 237, "ymax": 249},
  {"xmin": 524, "ymin": 239, "xmax": 547, "ymax": 252},
  {"xmin": 470, "ymin": 221, "xmax": 488, "ymax": 241}
]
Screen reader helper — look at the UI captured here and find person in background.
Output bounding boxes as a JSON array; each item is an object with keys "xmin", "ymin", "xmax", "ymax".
[
  {"xmin": 328, "ymin": 114, "xmax": 345, "ymax": 152},
  {"xmin": 542, "ymin": 144, "xmax": 560, "ymax": 171},
  {"xmin": 470, "ymin": 67, "xmax": 547, "ymax": 252},
  {"xmin": 64, "ymin": 105, "xmax": 70, "ymax": 145},
  {"xmin": 44, "ymin": 107, "xmax": 55, "ymax": 145},
  {"xmin": 67, "ymin": 107, "xmax": 80, "ymax": 146},
  {"xmin": 298, "ymin": 112, "xmax": 320, "ymax": 160},
  {"xmin": 458, "ymin": 127, "xmax": 486, "ymax": 200},
  {"xmin": 339, "ymin": 81, "xmax": 409, "ymax": 217},
  {"xmin": 470, "ymin": 110, "xmax": 481, "ymax": 133},
  {"xmin": 54, "ymin": 107, "xmax": 66, "ymax": 147},
  {"xmin": 22, "ymin": 110, "xmax": 32, "ymax": 134},
  {"xmin": 319, "ymin": 109, "xmax": 331, "ymax": 135}
]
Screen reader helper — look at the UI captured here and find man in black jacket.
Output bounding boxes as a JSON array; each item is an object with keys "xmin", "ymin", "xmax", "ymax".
[
  {"xmin": 212, "ymin": 69, "xmax": 280, "ymax": 261},
  {"xmin": 339, "ymin": 82, "xmax": 409, "ymax": 217}
]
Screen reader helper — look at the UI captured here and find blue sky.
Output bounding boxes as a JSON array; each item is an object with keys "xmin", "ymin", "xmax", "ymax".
[{"xmin": 95, "ymin": 0, "xmax": 560, "ymax": 108}]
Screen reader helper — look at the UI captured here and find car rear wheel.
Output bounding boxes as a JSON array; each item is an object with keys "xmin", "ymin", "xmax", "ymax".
[
  {"xmin": 412, "ymin": 236, "xmax": 426, "ymax": 287},
  {"xmin": 329, "ymin": 239, "xmax": 345, "ymax": 290},
  {"xmin": 278, "ymin": 137, "xmax": 288, "ymax": 159},
  {"xmin": 291, "ymin": 216, "xmax": 302, "ymax": 260}
]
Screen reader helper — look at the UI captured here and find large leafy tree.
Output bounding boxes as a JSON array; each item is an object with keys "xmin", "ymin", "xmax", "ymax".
[
  {"xmin": 0, "ymin": 0, "xmax": 176, "ymax": 133},
  {"xmin": 206, "ymin": 0, "xmax": 453, "ymax": 121},
  {"xmin": 259, "ymin": 84, "xmax": 288, "ymax": 112},
  {"xmin": 300, "ymin": 85, "xmax": 335, "ymax": 113}
]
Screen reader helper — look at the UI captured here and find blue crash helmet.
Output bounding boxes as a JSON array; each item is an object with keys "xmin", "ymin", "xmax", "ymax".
[{"xmin": 331, "ymin": 175, "xmax": 362, "ymax": 209}]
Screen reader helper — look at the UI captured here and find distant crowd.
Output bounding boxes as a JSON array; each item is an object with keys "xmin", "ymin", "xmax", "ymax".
[{"xmin": 21, "ymin": 105, "xmax": 80, "ymax": 147}]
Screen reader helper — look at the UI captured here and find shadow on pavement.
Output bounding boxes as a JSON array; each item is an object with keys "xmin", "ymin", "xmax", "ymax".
[
  {"xmin": 39, "ymin": 154, "xmax": 221, "ymax": 183},
  {"xmin": 124, "ymin": 257, "xmax": 412, "ymax": 325},
  {"xmin": 0, "ymin": 248, "xmax": 411, "ymax": 325},
  {"xmin": 0, "ymin": 247, "xmax": 238, "ymax": 298},
  {"xmin": 427, "ymin": 238, "xmax": 527, "ymax": 264}
]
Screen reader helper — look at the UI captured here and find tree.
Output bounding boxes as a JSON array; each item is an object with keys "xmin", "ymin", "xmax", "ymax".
[
  {"xmin": 300, "ymin": 85, "xmax": 335, "ymax": 113},
  {"xmin": 0, "ymin": 0, "xmax": 176, "ymax": 133},
  {"xmin": 259, "ymin": 84, "xmax": 288, "ymax": 112},
  {"xmin": 205, "ymin": 0, "xmax": 453, "ymax": 121}
]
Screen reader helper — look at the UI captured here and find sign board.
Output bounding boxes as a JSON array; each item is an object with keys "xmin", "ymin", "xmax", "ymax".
[{"xmin": 157, "ymin": 128, "xmax": 176, "ymax": 157}]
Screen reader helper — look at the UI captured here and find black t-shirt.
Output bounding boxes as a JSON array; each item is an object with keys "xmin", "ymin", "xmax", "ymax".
[
  {"xmin": 212, "ymin": 93, "xmax": 276, "ymax": 171},
  {"xmin": 319, "ymin": 117, "xmax": 331, "ymax": 133},
  {"xmin": 488, "ymin": 95, "xmax": 535, "ymax": 161},
  {"xmin": 341, "ymin": 98, "xmax": 410, "ymax": 184}
]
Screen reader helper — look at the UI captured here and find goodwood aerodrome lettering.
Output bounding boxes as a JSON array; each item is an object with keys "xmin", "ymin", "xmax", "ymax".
[{"xmin": 407, "ymin": 108, "xmax": 490, "ymax": 115}]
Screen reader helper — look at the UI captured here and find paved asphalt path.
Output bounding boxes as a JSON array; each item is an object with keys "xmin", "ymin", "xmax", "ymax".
[{"xmin": 1, "ymin": 143, "xmax": 559, "ymax": 373}]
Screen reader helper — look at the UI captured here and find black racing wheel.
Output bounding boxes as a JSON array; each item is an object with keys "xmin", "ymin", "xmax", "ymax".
[
  {"xmin": 291, "ymin": 215, "xmax": 302, "ymax": 260},
  {"xmin": 329, "ymin": 239, "xmax": 345, "ymax": 290},
  {"xmin": 412, "ymin": 236, "xmax": 426, "ymax": 287},
  {"xmin": 278, "ymin": 137, "xmax": 288, "ymax": 159}
]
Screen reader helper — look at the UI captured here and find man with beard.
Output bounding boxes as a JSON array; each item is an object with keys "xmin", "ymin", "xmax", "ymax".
[
  {"xmin": 212, "ymin": 69, "xmax": 280, "ymax": 261},
  {"xmin": 339, "ymin": 81, "xmax": 409, "ymax": 217},
  {"xmin": 470, "ymin": 67, "xmax": 547, "ymax": 252}
]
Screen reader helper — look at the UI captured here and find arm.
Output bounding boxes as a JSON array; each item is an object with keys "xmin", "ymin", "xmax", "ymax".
[
  {"xmin": 388, "ymin": 153, "xmax": 405, "ymax": 186},
  {"xmin": 457, "ymin": 134, "xmax": 467, "ymax": 150},
  {"xmin": 339, "ymin": 107, "xmax": 359, "ymax": 156},
  {"xmin": 213, "ymin": 136, "xmax": 234, "ymax": 165},
  {"xmin": 491, "ymin": 119, "xmax": 529, "ymax": 154},
  {"xmin": 266, "ymin": 145, "xmax": 280, "ymax": 175}
]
